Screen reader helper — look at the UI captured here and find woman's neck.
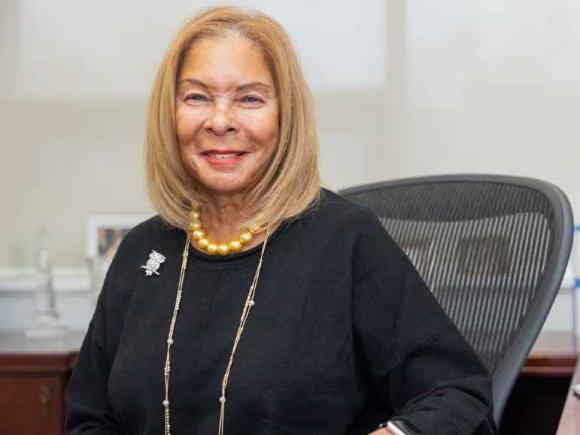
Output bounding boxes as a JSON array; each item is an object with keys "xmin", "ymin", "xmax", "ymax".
[{"xmin": 196, "ymin": 191, "xmax": 259, "ymax": 247}]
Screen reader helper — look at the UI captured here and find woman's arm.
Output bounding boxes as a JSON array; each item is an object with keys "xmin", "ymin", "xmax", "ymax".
[
  {"xmin": 352, "ymin": 210, "xmax": 497, "ymax": 435},
  {"xmin": 66, "ymin": 264, "xmax": 123, "ymax": 434}
]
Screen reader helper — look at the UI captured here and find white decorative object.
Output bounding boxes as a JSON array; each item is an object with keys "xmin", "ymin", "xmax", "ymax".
[
  {"xmin": 141, "ymin": 250, "xmax": 166, "ymax": 276},
  {"xmin": 26, "ymin": 229, "xmax": 68, "ymax": 339}
]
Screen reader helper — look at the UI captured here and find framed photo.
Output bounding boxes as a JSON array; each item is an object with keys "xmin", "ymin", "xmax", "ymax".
[
  {"xmin": 86, "ymin": 215, "xmax": 150, "ymax": 299},
  {"xmin": 457, "ymin": 235, "xmax": 510, "ymax": 277},
  {"xmin": 87, "ymin": 214, "xmax": 150, "ymax": 263}
]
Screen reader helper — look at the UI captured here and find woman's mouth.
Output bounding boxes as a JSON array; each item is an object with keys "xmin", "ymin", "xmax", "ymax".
[{"xmin": 201, "ymin": 150, "xmax": 248, "ymax": 167}]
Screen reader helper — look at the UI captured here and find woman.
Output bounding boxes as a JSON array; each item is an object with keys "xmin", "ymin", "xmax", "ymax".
[{"xmin": 66, "ymin": 7, "xmax": 496, "ymax": 435}]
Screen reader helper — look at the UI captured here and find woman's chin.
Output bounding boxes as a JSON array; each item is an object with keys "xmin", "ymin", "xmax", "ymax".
[{"xmin": 198, "ymin": 176, "xmax": 253, "ymax": 197}]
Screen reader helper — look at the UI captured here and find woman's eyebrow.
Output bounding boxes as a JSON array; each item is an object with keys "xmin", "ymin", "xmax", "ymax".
[
  {"xmin": 177, "ymin": 78, "xmax": 208, "ymax": 89},
  {"xmin": 177, "ymin": 78, "xmax": 273, "ymax": 94},
  {"xmin": 236, "ymin": 82, "xmax": 273, "ymax": 93}
]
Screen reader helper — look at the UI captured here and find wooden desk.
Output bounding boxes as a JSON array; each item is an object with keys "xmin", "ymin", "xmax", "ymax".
[
  {"xmin": 525, "ymin": 331, "xmax": 579, "ymax": 377},
  {"xmin": 0, "ymin": 330, "xmax": 577, "ymax": 435},
  {"xmin": 556, "ymin": 357, "xmax": 580, "ymax": 434},
  {"xmin": 499, "ymin": 331, "xmax": 579, "ymax": 435},
  {"xmin": 529, "ymin": 331, "xmax": 580, "ymax": 434},
  {"xmin": 0, "ymin": 333, "xmax": 84, "ymax": 435}
]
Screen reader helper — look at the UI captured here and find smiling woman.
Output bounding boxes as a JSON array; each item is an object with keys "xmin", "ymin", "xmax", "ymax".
[
  {"xmin": 65, "ymin": 6, "xmax": 496, "ymax": 435},
  {"xmin": 145, "ymin": 7, "xmax": 320, "ymax": 242}
]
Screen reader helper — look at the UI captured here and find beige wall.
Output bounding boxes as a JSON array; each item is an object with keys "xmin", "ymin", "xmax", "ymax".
[
  {"xmin": 0, "ymin": 97, "xmax": 150, "ymax": 268},
  {"xmin": 0, "ymin": 90, "xmax": 386, "ymax": 268},
  {"xmin": 0, "ymin": 0, "xmax": 386, "ymax": 269},
  {"xmin": 4, "ymin": 0, "xmax": 580, "ymax": 271},
  {"xmin": 385, "ymin": 0, "xmax": 580, "ymax": 217}
]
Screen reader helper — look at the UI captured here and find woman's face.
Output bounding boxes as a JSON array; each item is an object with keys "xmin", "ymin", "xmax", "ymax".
[{"xmin": 176, "ymin": 36, "xmax": 279, "ymax": 198}]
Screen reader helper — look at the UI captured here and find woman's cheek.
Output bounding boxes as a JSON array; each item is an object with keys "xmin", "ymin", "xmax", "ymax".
[
  {"xmin": 176, "ymin": 108, "xmax": 205, "ymax": 141},
  {"xmin": 175, "ymin": 115, "xmax": 189, "ymax": 143},
  {"xmin": 247, "ymin": 117, "xmax": 279, "ymax": 144}
]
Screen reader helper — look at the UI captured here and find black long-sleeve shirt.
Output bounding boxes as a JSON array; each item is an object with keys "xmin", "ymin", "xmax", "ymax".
[{"xmin": 66, "ymin": 189, "xmax": 496, "ymax": 435}]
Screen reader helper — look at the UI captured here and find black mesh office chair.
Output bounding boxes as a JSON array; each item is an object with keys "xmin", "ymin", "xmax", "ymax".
[{"xmin": 339, "ymin": 174, "xmax": 573, "ymax": 425}]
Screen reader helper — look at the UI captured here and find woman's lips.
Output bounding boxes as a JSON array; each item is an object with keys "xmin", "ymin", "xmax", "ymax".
[{"xmin": 201, "ymin": 150, "xmax": 247, "ymax": 167}]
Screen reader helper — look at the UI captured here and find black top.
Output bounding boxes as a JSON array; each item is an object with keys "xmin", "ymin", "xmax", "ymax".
[{"xmin": 66, "ymin": 189, "xmax": 495, "ymax": 435}]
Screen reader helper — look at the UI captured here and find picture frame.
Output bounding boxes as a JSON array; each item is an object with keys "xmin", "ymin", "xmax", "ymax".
[
  {"xmin": 86, "ymin": 215, "xmax": 150, "ymax": 301},
  {"xmin": 457, "ymin": 235, "xmax": 511, "ymax": 277},
  {"xmin": 87, "ymin": 214, "xmax": 150, "ymax": 269}
]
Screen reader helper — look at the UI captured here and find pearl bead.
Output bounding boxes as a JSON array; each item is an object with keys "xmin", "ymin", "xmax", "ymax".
[
  {"xmin": 188, "ymin": 216, "xmax": 259, "ymax": 256},
  {"xmin": 217, "ymin": 244, "xmax": 230, "ymax": 256},
  {"xmin": 240, "ymin": 231, "xmax": 253, "ymax": 244},
  {"xmin": 219, "ymin": 396, "xmax": 226, "ymax": 404},
  {"xmin": 163, "ymin": 399, "xmax": 169, "ymax": 406},
  {"xmin": 248, "ymin": 300, "xmax": 255, "ymax": 307},
  {"xmin": 189, "ymin": 221, "xmax": 202, "ymax": 231},
  {"xmin": 167, "ymin": 338, "xmax": 173, "ymax": 345},
  {"xmin": 192, "ymin": 229, "xmax": 205, "ymax": 240},
  {"xmin": 229, "ymin": 240, "xmax": 242, "ymax": 252},
  {"xmin": 198, "ymin": 238, "xmax": 209, "ymax": 249}
]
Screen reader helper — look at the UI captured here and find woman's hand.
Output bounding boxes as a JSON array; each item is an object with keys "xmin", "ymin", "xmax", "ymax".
[{"xmin": 367, "ymin": 428, "xmax": 393, "ymax": 435}]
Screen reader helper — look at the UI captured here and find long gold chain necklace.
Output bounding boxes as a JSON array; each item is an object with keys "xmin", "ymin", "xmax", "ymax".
[{"xmin": 162, "ymin": 225, "xmax": 271, "ymax": 435}]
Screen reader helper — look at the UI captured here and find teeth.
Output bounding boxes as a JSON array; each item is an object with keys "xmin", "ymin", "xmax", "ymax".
[{"xmin": 207, "ymin": 153, "xmax": 241, "ymax": 159}]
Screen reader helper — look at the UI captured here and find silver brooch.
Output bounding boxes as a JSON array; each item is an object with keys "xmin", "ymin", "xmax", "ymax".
[{"xmin": 141, "ymin": 250, "xmax": 166, "ymax": 276}]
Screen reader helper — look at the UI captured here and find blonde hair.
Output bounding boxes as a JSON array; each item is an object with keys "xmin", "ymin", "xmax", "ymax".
[{"xmin": 146, "ymin": 6, "xmax": 321, "ymax": 231}]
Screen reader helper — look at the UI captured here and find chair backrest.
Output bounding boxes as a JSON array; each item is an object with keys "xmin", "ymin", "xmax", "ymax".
[{"xmin": 339, "ymin": 174, "xmax": 573, "ymax": 424}]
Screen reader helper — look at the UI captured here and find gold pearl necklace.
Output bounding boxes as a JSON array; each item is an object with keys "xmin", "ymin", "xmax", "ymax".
[
  {"xmin": 163, "ymin": 224, "xmax": 271, "ymax": 435},
  {"xmin": 189, "ymin": 209, "xmax": 257, "ymax": 256}
]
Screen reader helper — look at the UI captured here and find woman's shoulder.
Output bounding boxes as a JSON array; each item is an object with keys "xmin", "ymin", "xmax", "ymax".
[
  {"xmin": 312, "ymin": 187, "xmax": 385, "ymax": 231},
  {"xmin": 122, "ymin": 215, "xmax": 175, "ymax": 243},
  {"xmin": 283, "ymin": 187, "xmax": 392, "ymax": 256},
  {"xmin": 317, "ymin": 189, "xmax": 418, "ymax": 278},
  {"xmin": 315, "ymin": 188, "xmax": 405, "ymax": 258}
]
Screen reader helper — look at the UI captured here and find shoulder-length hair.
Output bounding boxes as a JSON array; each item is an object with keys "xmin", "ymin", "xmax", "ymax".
[{"xmin": 146, "ymin": 6, "xmax": 321, "ymax": 232}]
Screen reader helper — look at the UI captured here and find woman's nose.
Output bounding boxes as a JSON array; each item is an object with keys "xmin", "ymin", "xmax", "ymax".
[{"xmin": 204, "ymin": 105, "xmax": 237, "ymax": 136}]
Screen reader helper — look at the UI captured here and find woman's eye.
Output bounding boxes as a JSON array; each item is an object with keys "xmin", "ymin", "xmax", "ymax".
[
  {"xmin": 240, "ymin": 95, "xmax": 263, "ymax": 104},
  {"xmin": 184, "ymin": 93, "xmax": 208, "ymax": 102}
]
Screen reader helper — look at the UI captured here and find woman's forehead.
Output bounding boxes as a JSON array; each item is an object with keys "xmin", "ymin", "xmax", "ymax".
[{"xmin": 179, "ymin": 37, "xmax": 274, "ymax": 88}]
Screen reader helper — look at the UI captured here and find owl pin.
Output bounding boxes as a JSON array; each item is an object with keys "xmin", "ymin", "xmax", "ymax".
[{"xmin": 141, "ymin": 250, "xmax": 166, "ymax": 276}]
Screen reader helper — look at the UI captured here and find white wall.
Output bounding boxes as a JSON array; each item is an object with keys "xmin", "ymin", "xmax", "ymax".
[
  {"xmin": 0, "ymin": 0, "xmax": 386, "ymax": 269},
  {"xmin": 386, "ymin": 0, "xmax": 580, "ymax": 217},
  {"xmin": 2, "ymin": 1, "xmax": 580, "ymax": 333},
  {"xmin": 3, "ymin": 0, "xmax": 385, "ymax": 98}
]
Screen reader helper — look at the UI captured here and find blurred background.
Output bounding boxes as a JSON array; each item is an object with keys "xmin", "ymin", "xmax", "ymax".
[
  {"xmin": 0, "ymin": 0, "xmax": 578, "ymax": 343},
  {"xmin": 2, "ymin": 0, "xmax": 580, "ymax": 342},
  {"xmin": 3, "ymin": 0, "xmax": 580, "ymax": 270},
  {"xmin": 2, "ymin": 0, "xmax": 580, "ymax": 331},
  {"xmin": 1, "ymin": 1, "xmax": 580, "ymax": 434}
]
